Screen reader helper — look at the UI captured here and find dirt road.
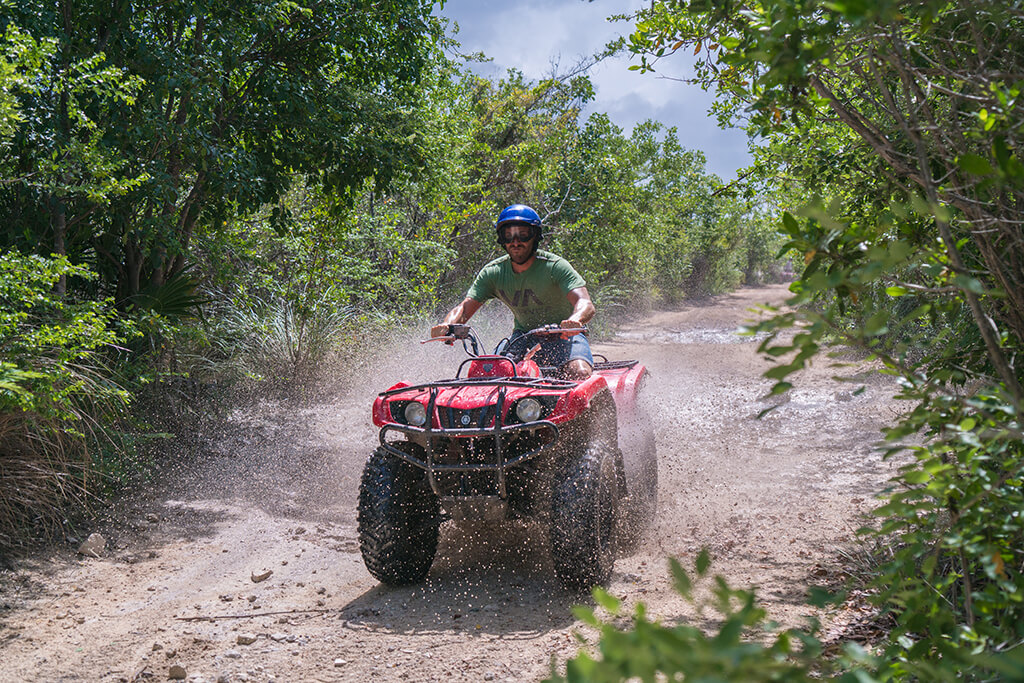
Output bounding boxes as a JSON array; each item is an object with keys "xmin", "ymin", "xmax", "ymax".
[{"xmin": 0, "ymin": 284, "xmax": 900, "ymax": 682}]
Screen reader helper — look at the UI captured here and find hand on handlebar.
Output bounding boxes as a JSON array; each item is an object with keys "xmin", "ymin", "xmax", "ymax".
[
  {"xmin": 560, "ymin": 318, "xmax": 584, "ymax": 331},
  {"xmin": 527, "ymin": 321, "xmax": 587, "ymax": 339},
  {"xmin": 424, "ymin": 323, "xmax": 471, "ymax": 345},
  {"xmin": 426, "ymin": 323, "xmax": 456, "ymax": 345},
  {"xmin": 557, "ymin": 319, "xmax": 585, "ymax": 339}
]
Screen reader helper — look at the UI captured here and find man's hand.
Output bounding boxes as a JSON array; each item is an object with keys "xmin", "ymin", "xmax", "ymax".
[
  {"xmin": 432, "ymin": 299, "xmax": 483, "ymax": 344},
  {"xmin": 430, "ymin": 323, "xmax": 457, "ymax": 345},
  {"xmin": 559, "ymin": 318, "xmax": 584, "ymax": 339}
]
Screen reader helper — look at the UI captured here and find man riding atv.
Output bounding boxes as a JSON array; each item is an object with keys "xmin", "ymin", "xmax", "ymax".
[
  {"xmin": 431, "ymin": 204, "xmax": 596, "ymax": 379},
  {"xmin": 359, "ymin": 203, "xmax": 657, "ymax": 591}
]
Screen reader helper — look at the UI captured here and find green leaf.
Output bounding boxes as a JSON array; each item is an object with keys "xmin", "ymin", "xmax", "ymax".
[
  {"xmin": 902, "ymin": 469, "xmax": 931, "ymax": 485},
  {"xmin": 669, "ymin": 557, "xmax": 692, "ymax": 596},
  {"xmin": 808, "ymin": 586, "xmax": 844, "ymax": 608},
  {"xmin": 782, "ymin": 211, "xmax": 800, "ymax": 235},
  {"xmin": 571, "ymin": 605, "xmax": 601, "ymax": 626},
  {"xmin": 958, "ymin": 153, "xmax": 994, "ymax": 176},
  {"xmin": 592, "ymin": 587, "xmax": 621, "ymax": 614},
  {"xmin": 765, "ymin": 362, "xmax": 801, "ymax": 380},
  {"xmin": 864, "ymin": 310, "xmax": 890, "ymax": 336},
  {"xmin": 695, "ymin": 548, "xmax": 711, "ymax": 576},
  {"xmin": 953, "ymin": 275, "xmax": 985, "ymax": 294}
]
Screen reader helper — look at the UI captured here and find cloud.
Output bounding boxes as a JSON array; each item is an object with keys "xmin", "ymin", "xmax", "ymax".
[
  {"xmin": 590, "ymin": 54, "xmax": 690, "ymax": 110},
  {"xmin": 440, "ymin": 0, "xmax": 751, "ymax": 178}
]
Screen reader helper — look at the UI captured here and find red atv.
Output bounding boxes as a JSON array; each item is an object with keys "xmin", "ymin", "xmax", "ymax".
[{"xmin": 358, "ymin": 324, "xmax": 657, "ymax": 591}]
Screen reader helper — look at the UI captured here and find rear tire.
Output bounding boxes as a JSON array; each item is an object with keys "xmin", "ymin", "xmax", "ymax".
[
  {"xmin": 357, "ymin": 444, "xmax": 440, "ymax": 585},
  {"xmin": 550, "ymin": 440, "xmax": 618, "ymax": 592}
]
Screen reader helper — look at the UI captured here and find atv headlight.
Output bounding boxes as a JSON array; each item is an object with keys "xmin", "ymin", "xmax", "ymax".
[
  {"xmin": 515, "ymin": 398, "xmax": 543, "ymax": 423},
  {"xmin": 404, "ymin": 401, "xmax": 427, "ymax": 426}
]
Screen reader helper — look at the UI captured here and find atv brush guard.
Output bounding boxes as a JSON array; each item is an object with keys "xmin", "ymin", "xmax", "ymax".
[{"xmin": 377, "ymin": 377, "xmax": 566, "ymax": 499}]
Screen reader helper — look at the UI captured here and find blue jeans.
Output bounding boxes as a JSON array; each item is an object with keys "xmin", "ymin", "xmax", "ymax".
[{"xmin": 495, "ymin": 329, "xmax": 593, "ymax": 368}]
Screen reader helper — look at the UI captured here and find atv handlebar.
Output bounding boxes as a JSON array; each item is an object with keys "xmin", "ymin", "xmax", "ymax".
[
  {"xmin": 423, "ymin": 323, "xmax": 481, "ymax": 356},
  {"xmin": 422, "ymin": 323, "xmax": 585, "ymax": 360},
  {"xmin": 422, "ymin": 323, "xmax": 472, "ymax": 343},
  {"xmin": 525, "ymin": 324, "xmax": 587, "ymax": 338},
  {"xmin": 446, "ymin": 323, "xmax": 473, "ymax": 340}
]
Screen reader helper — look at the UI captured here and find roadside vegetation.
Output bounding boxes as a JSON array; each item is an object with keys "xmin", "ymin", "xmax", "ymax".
[{"xmin": 5, "ymin": 0, "xmax": 1021, "ymax": 681}]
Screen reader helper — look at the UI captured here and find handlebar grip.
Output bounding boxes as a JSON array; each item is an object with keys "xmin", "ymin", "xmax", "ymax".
[
  {"xmin": 448, "ymin": 323, "xmax": 471, "ymax": 340},
  {"xmin": 422, "ymin": 323, "xmax": 474, "ymax": 345}
]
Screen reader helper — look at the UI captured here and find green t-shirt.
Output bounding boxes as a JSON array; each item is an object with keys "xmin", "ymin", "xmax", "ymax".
[{"xmin": 466, "ymin": 250, "xmax": 587, "ymax": 331}]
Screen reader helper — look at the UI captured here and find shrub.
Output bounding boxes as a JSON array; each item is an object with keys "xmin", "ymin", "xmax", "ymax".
[
  {"xmin": 867, "ymin": 386, "xmax": 1024, "ymax": 680},
  {"xmin": 207, "ymin": 292, "xmax": 358, "ymax": 384},
  {"xmin": 0, "ymin": 253, "xmax": 129, "ymax": 548},
  {"xmin": 547, "ymin": 552, "xmax": 843, "ymax": 683},
  {"xmin": 548, "ymin": 549, "xmax": 1024, "ymax": 682}
]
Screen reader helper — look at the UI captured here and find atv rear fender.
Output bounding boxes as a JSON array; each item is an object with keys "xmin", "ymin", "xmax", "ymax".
[{"xmin": 593, "ymin": 360, "xmax": 648, "ymax": 414}]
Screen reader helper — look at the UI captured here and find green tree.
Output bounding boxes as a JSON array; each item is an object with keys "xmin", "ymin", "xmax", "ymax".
[
  {"xmin": 0, "ymin": 17, "xmax": 145, "ymax": 295},
  {"xmin": 549, "ymin": 115, "xmax": 746, "ymax": 308},
  {"xmin": 2, "ymin": 0, "xmax": 441, "ymax": 306},
  {"xmin": 628, "ymin": 0, "xmax": 1023, "ymax": 398}
]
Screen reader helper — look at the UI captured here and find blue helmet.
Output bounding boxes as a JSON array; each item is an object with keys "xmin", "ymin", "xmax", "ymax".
[
  {"xmin": 496, "ymin": 204, "xmax": 541, "ymax": 228},
  {"xmin": 495, "ymin": 204, "xmax": 542, "ymax": 245}
]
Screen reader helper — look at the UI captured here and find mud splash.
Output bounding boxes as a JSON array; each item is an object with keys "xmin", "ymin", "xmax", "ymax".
[{"xmin": 615, "ymin": 327, "xmax": 770, "ymax": 345}]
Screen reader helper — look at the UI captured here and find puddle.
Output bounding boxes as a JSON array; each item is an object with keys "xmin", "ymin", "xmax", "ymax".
[{"xmin": 616, "ymin": 327, "xmax": 768, "ymax": 344}]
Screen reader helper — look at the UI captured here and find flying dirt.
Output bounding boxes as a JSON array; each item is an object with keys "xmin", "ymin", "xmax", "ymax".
[{"xmin": 0, "ymin": 284, "xmax": 900, "ymax": 682}]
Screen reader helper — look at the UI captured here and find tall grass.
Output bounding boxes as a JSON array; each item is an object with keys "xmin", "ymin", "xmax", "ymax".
[
  {"xmin": 0, "ymin": 413, "xmax": 91, "ymax": 549},
  {"xmin": 209, "ymin": 291, "xmax": 359, "ymax": 385},
  {"xmin": 0, "ymin": 359, "xmax": 129, "ymax": 551}
]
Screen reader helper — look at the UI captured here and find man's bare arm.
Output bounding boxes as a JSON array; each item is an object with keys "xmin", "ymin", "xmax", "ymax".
[
  {"xmin": 562, "ymin": 287, "xmax": 595, "ymax": 328},
  {"xmin": 431, "ymin": 298, "xmax": 483, "ymax": 338}
]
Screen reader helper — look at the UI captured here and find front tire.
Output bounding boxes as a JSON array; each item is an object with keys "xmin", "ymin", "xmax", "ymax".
[
  {"xmin": 550, "ymin": 440, "xmax": 618, "ymax": 592},
  {"xmin": 357, "ymin": 444, "xmax": 440, "ymax": 585}
]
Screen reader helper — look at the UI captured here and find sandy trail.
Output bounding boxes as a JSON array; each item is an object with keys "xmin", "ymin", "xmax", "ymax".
[{"xmin": 0, "ymin": 284, "xmax": 900, "ymax": 682}]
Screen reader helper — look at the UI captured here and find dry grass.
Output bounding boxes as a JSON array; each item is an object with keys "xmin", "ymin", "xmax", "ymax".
[
  {"xmin": 207, "ymin": 294, "xmax": 361, "ymax": 386},
  {"xmin": 0, "ymin": 411, "xmax": 97, "ymax": 552}
]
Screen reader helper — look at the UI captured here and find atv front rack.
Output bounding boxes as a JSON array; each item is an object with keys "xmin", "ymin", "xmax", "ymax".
[
  {"xmin": 380, "ymin": 374, "xmax": 578, "ymax": 396},
  {"xmin": 379, "ymin": 379, "xmax": 564, "ymax": 499}
]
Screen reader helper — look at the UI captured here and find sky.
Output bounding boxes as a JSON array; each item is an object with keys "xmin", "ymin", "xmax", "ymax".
[{"xmin": 436, "ymin": 0, "xmax": 752, "ymax": 179}]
